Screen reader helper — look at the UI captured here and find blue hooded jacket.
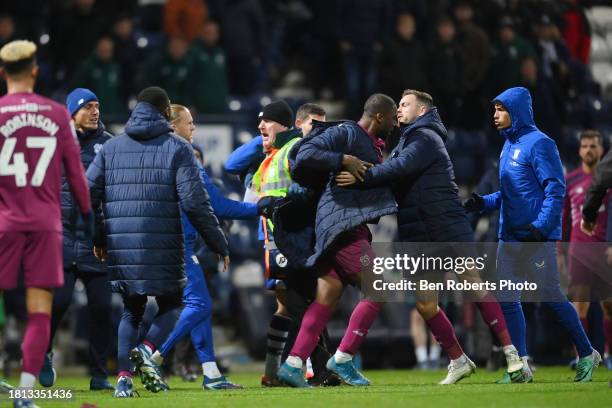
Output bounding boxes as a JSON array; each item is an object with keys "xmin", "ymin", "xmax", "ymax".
[
  {"xmin": 482, "ymin": 87, "xmax": 565, "ymax": 241},
  {"xmin": 86, "ymin": 102, "xmax": 228, "ymax": 296}
]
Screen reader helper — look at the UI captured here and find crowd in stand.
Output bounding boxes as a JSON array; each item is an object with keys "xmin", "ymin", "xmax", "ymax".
[{"xmin": 1, "ymin": 0, "xmax": 610, "ymax": 185}]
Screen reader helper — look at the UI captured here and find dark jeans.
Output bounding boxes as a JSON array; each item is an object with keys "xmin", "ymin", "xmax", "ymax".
[{"xmin": 48, "ymin": 266, "xmax": 112, "ymax": 379}]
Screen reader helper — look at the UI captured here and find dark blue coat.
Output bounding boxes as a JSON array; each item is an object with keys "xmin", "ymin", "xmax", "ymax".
[
  {"xmin": 279, "ymin": 121, "xmax": 396, "ymax": 268},
  {"xmin": 361, "ymin": 108, "xmax": 473, "ymax": 242},
  {"xmin": 86, "ymin": 102, "xmax": 228, "ymax": 296},
  {"xmin": 62, "ymin": 123, "xmax": 112, "ymax": 273}
]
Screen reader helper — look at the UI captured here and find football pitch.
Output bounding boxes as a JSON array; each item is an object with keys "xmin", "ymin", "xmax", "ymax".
[{"xmin": 3, "ymin": 367, "xmax": 610, "ymax": 408}]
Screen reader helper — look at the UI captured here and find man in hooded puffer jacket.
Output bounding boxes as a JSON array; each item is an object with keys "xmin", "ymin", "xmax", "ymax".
[
  {"xmin": 465, "ymin": 86, "xmax": 601, "ymax": 383},
  {"xmin": 86, "ymin": 86, "xmax": 229, "ymax": 397}
]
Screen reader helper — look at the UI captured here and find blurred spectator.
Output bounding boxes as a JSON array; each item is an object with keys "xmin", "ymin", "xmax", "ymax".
[
  {"xmin": 453, "ymin": 0, "xmax": 490, "ymax": 129},
  {"xmin": 111, "ymin": 15, "xmax": 141, "ymax": 101},
  {"xmin": 336, "ymin": 0, "xmax": 392, "ymax": 114},
  {"xmin": 190, "ymin": 21, "xmax": 229, "ymax": 113},
  {"xmin": 219, "ymin": 0, "xmax": 265, "ymax": 95},
  {"xmin": 532, "ymin": 15, "xmax": 576, "ymax": 98},
  {"xmin": 0, "ymin": 14, "xmax": 17, "ymax": 95},
  {"xmin": 519, "ymin": 56, "xmax": 565, "ymax": 143},
  {"xmin": 0, "ymin": 14, "xmax": 17, "ymax": 48},
  {"xmin": 164, "ymin": 0, "xmax": 208, "ymax": 42},
  {"xmin": 71, "ymin": 37, "xmax": 125, "ymax": 115},
  {"xmin": 489, "ymin": 16, "xmax": 537, "ymax": 96},
  {"xmin": 562, "ymin": 0, "xmax": 592, "ymax": 65},
  {"xmin": 50, "ymin": 0, "xmax": 105, "ymax": 79},
  {"xmin": 428, "ymin": 16, "xmax": 461, "ymax": 128},
  {"xmin": 380, "ymin": 13, "xmax": 428, "ymax": 99},
  {"xmin": 137, "ymin": 0, "xmax": 166, "ymax": 32},
  {"xmin": 143, "ymin": 37, "xmax": 195, "ymax": 106}
]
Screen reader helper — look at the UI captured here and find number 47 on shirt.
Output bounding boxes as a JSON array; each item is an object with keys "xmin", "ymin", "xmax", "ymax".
[{"xmin": 0, "ymin": 136, "xmax": 57, "ymax": 187}]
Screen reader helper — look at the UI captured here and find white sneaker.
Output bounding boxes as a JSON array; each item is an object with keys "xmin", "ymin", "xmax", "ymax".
[
  {"xmin": 504, "ymin": 345, "xmax": 524, "ymax": 373},
  {"xmin": 438, "ymin": 355, "xmax": 476, "ymax": 385}
]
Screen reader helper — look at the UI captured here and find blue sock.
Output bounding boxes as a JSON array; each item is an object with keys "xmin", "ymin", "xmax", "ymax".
[
  {"xmin": 159, "ymin": 266, "xmax": 212, "ymax": 359},
  {"xmin": 546, "ymin": 301, "xmax": 592, "ymax": 358},
  {"xmin": 159, "ymin": 304, "xmax": 208, "ymax": 358},
  {"xmin": 145, "ymin": 295, "xmax": 181, "ymax": 349},
  {"xmin": 191, "ymin": 310, "xmax": 214, "ymax": 363},
  {"xmin": 501, "ymin": 302, "xmax": 527, "ymax": 357}
]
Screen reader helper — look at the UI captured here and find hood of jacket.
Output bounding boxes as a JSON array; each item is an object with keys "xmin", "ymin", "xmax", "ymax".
[
  {"xmin": 400, "ymin": 107, "xmax": 448, "ymax": 142},
  {"xmin": 125, "ymin": 102, "xmax": 173, "ymax": 141},
  {"xmin": 493, "ymin": 87, "xmax": 538, "ymax": 140}
]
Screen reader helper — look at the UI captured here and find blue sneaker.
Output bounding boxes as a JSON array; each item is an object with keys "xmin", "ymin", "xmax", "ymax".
[
  {"xmin": 277, "ymin": 362, "xmax": 312, "ymax": 388},
  {"xmin": 90, "ymin": 377, "xmax": 115, "ymax": 390},
  {"xmin": 13, "ymin": 398, "xmax": 40, "ymax": 408},
  {"xmin": 326, "ymin": 356, "xmax": 370, "ymax": 386},
  {"xmin": 38, "ymin": 352, "xmax": 56, "ymax": 387},
  {"xmin": 113, "ymin": 376, "xmax": 137, "ymax": 398},
  {"xmin": 202, "ymin": 375, "xmax": 243, "ymax": 390},
  {"xmin": 129, "ymin": 345, "xmax": 169, "ymax": 393}
]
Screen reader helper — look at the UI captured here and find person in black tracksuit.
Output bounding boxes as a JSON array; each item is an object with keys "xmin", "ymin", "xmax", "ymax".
[{"xmin": 39, "ymin": 89, "xmax": 114, "ymax": 391}]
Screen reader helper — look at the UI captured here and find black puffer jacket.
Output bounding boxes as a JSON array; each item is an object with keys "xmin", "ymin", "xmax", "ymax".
[
  {"xmin": 275, "ymin": 121, "xmax": 397, "ymax": 268},
  {"xmin": 62, "ymin": 122, "xmax": 112, "ymax": 273},
  {"xmin": 361, "ymin": 108, "xmax": 473, "ymax": 242}
]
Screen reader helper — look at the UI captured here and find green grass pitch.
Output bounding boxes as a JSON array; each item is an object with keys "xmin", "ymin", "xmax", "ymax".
[{"xmin": 3, "ymin": 367, "xmax": 610, "ymax": 408}]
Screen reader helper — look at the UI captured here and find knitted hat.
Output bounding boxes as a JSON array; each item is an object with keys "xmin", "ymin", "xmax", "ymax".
[
  {"xmin": 258, "ymin": 100, "xmax": 293, "ymax": 128},
  {"xmin": 66, "ymin": 88, "xmax": 98, "ymax": 117}
]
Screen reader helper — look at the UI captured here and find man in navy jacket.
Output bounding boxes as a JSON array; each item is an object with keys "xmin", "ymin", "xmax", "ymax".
[
  {"xmin": 465, "ymin": 87, "xmax": 600, "ymax": 382},
  {"xmin": 39, "ymin": 89, "xmax": 114, "ymax": 391},
  {"xmin": 335, "ymin": 90, "xmax": 522, "ymax": 385},
  {"xmin": 86, "ymin": 87, "xmax": 229, "ymax": 397}
]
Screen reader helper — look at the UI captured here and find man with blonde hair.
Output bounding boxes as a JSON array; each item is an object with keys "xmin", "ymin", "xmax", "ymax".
[{"xmin": 145, "ymin": 104, "xmax": 260, "ymax": 390}]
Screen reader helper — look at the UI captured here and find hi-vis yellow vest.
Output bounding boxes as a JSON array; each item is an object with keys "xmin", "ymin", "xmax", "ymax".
[{"xmin": 252, "ymin": 137, "xmax": 300, "ymax": 198}]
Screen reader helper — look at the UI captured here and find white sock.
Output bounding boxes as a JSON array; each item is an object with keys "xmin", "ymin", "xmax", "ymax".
[
  {"xmin": 150, "ymin": 350, "xmax": 164, "ymax": 366},
  {"xmin": 503, "ymin": 344, "xmax": 515, "ymax": 351},
  {"xmin": 521, "ymin": 356, "xmax": 530, "ymax": 371},
  {"xmin": 202, "ymin": 362, "xmax": 222, "ymax": 379},
  {"xmin": 429, "ymin": 343, "xmax": 441, "ymax": 361},
  {"xmin": 334, "ymin": 350, "xmax": 353, "ymax": 364},
  {"xmin": 451, "ymin": 354, "xmax": 467, "ymax": 365},
  {"xmin": 286, "ymin": 355, "xmax": 303, "ymax": 369},
  {"xmin": 415, "ymin": 346, "xmax": 428, "ymax": 363},
  {"xmin": 142, "ymin": 343, "xmax": 153, "ymax": 355},
  {"xmin": 19, "ymin": 372, "xmax": 36, "ymax": 389},
  {"xmin": 306, "ymin": 358, "xmax": 314, "ymax": 376}
]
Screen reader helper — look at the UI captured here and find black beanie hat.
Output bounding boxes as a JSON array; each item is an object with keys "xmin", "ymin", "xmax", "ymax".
[{"xmin": 258, "ymin": 100, "xmax": 293, "ymax": 128}]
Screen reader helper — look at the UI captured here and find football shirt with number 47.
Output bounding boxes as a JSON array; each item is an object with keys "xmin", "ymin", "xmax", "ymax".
[{"xmin": 0, "ymin": 92, "xmax": 91, "ymax": 232}]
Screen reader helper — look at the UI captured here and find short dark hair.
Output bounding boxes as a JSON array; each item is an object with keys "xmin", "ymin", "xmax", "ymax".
[
  {"xmin": 296, "ymin": 103, "xmax": 326, "ymax": 121},
  {"xmin": 579, "ymin": 129, "xmax": 603, "ymax": 145},
  {"xmin": 363, "ymin": 93, "xmax": 397, "ymax": 117},
  {"xmin": 402, "ymin": 89, "xmax": 434, "ymax": 108},
  {"xmin": 137, "ymin": 86, "xmax": 171, "ymax": 115}
]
